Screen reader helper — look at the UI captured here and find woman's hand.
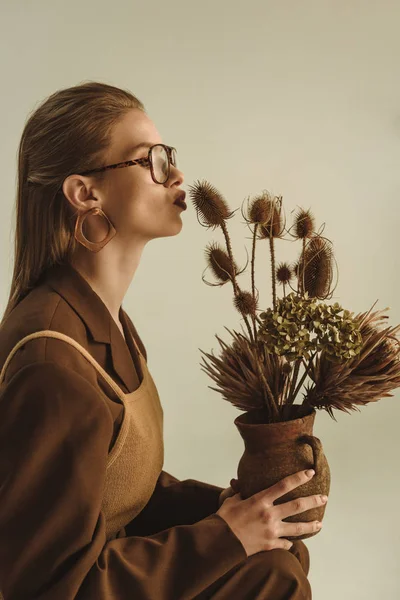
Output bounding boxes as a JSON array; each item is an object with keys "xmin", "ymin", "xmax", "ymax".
[
  {"xmin": 216, "ymin": 469, "xmax": 326, "ymax": 557},
  {"xmin": 218, "ymin": 478, "xmax": 240, "ymax": 508}
]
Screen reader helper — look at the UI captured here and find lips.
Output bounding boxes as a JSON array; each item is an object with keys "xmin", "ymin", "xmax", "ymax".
[
  {"xmin": 173, "ymin": 191, "xmax": 187, "ymax": 210},
  {"xmin": 174, "ymin": 199, "xmax": 187, "ymax": 210},
  {"xmin": 174, "ymin": 191, "xmax": 186, "ymax": 205}
]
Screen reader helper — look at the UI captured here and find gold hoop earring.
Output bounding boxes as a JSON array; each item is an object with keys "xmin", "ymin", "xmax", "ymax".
[{"xmin": 74, "ymin": 207, "xmax": 116, "ymax": 253}]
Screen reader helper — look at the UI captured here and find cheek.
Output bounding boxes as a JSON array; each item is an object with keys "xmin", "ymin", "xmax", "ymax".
[
  {"xmin": 119, "ymin": 196, "xmax": 160, "ymax": 230},
  {"xmin": 110, "ymin": 169, "xmax": 152, "ymax": 201},
  {"xmin": 106, "ymin": 176, "xmax": 173, "ymax": 233}
]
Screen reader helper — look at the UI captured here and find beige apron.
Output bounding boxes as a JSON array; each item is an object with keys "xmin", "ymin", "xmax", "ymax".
[{"xmin": 0, "ymin": 330, "xmax": 165, "ymax": 597}]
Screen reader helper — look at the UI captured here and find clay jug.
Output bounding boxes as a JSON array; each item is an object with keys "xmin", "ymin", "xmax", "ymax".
[{"xmin": 234, "ymin": 403, "xmax": 330, "ymax": 540}]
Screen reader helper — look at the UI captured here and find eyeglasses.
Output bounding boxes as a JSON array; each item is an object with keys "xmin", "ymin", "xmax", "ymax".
[{"xmin": 77, "ymin": 143, "xmax": 178, "ymax": 185}]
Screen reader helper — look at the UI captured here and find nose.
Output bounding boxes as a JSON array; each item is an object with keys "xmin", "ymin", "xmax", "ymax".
[{"xmin": 166, "ymin": 163, "xmax": 184, "ymax": 188}]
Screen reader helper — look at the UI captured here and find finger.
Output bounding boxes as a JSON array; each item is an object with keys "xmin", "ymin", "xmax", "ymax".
[
  {"xmin": 230, "ymin": 478, "xmax": 240, "ymax": 493},
  {"xmin": 279, "ymin": 519, "xmax": 322, "ymax": 538},
  {"xmin": 219, "ymin": 488, "xmax": 231, "ymax": 504},
  {"xmin": 224, "ymin": 486, "xmax": 236, "ymax": 499},
  {"xmin": 277, "ymin": 494, "xmax": 327, "ymax": 520},
  {"xmin": 265, "ymin": 539, "xmax": 293, "ymax": 551},
  {"xmin": 251, "ymin": 469, "xmax": 315, "ymax": 504}
]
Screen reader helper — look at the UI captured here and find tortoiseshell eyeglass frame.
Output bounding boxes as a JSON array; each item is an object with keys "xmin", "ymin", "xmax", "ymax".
[{"xmin": 76, "ymin": 143, "xmax": 178, "ymax": 185}]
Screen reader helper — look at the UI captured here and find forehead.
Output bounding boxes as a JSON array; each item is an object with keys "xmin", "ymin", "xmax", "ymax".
[{"xmin": 110, "ymin": 109, "xmax": 162, "ymax": 160}]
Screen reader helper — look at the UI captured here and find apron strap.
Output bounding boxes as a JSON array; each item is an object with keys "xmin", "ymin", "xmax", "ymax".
[{"xmin": 0, "ymin": 330, "xmax": 126, "ymax": 403}]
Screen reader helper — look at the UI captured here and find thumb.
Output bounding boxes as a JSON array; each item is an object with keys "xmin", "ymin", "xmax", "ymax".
[{"xmin": 230, "ymin": 478, "xmax": 240, "ymax": 493}]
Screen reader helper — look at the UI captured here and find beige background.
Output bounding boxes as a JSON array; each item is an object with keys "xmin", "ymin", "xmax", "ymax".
[{"xmin": 1, "ymin": 1, "xmax": 399, "ymax": 598}]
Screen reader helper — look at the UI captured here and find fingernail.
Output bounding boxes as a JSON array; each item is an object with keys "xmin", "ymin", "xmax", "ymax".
[{"xmin": 305, "ymin": 469, "xmax": 315, "ymax": 477}]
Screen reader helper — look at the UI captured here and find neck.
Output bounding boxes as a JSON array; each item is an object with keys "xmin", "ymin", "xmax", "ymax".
[{"xmin": 69, "ymin": 242, "xmax": 147, "ymax": 325}]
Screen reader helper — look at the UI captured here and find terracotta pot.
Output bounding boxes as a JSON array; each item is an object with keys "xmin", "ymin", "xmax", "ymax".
[{"xmin": 234, "ymin": 403, "xmax": 330, "ymax": 540}]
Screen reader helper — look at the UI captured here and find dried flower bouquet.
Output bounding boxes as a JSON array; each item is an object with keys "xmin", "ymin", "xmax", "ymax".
[{"xmin": 188, "ymin": 181, "xmax": 400, "ymax": 424}]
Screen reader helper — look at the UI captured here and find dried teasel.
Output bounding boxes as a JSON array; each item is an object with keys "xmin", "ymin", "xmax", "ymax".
[
  {"xmin": 276, "ymin": 262, "xmax": 293, "ymax": 298},
  {"xmin": 257, "ymin": 195, "xmax": 285, "ymax": 239},
  {"xmin": 234, "ymin": 289, "xmax": 258, "ymax": 316},
  {"xmin": 188, "ymin": 180, "xmax": 236, "ymax": 230},
  {"xmin": 249, "ymin": 194, "xmax": 286, "ymax": 311},
  {"xmin": 291, "ymin": 208, "xmax": 316, "ymax": 240},
  {"xmin": 245, "ymin": 191, "xmax": 275, "ymax": 225},
  {"xmin": 276, "ymin": 262, "xmax": 293, "ymax": 286},
  {"xmin": 298, "ymin": 235, "xmax": 336, "ymax": 300},
  {"xmin": 240, "ymin": 191, "xmax": 276, "ymax": 332},
  {"xmin": 192, "ymin": 180, "xmax": 255, "ymax": 343},
  {"xmin": 203, "ymin": 242, "xmax": 239, "ymax": 284}
]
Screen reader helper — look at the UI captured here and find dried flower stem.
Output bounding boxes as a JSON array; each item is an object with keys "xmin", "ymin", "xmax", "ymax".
[
  {"xmin": 251, "ymin": 224, "xmax": 258, "ymax": 342},
  {"xmin": 253, "ymin": 312, "xmax": 280, "ymax": 416},
  {"xmin": 221, "ymin": 221, "xmax": 255, "ymax": 344},
  {"xmin": 255, "ymin": 358, "xmax": 280, "ymax": 420},
  {"xmin": 298, "ymin": 238, "xmax": 306, "ymax": 294},
  {"xmin": 269, "ymin": 234, "xmax": 277, "ymax": 310},
  {"xmin": 280, "ymin": 370, "xmax": 291, "ymax": 406},
  {"xmin": 286, "ymin": 358, "xmax": 302, "ymax": 405},
  {"xmin": 292, "ymin": 352, "xmax": 318, "ymax": 403}
]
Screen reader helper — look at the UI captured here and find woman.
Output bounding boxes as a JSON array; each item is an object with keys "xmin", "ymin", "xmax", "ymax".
[{"xmin": 0, "ymin": 81, "xmax": 323, "ymax": 599}]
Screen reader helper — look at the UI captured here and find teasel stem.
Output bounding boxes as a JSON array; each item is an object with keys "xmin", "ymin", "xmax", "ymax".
[
  {"xmin": 286, "ymin": 357, "xmax": 302, "ymax": 404},
  {"xmin": 291, "ymin": 352, "xmax": 318, "ymax": 405},
  {"xmin": 251, "ymin": 224, "xmax": 258, "ymax": 343},
  {"xmin": 254, "ymin": 325, "xmax": 280, "ymax": 419},
  {"xmin": 269, "ymin": 234, "xmax": 277, "ymax": 310},
  {"xmin": 280, "ymin": 367, "xmax": 292, "ymax": 407},
  {"xmin": 255, "ymin": 313, "xmax": 285, "ymax": 415},
  {"xmin": 255, "ymin": 314, "xmax": 264, "ymax": 327},
  {"xmin": 298, "ymin": 238, "xmax": 306, "ymax": 295},
  {"xmin": 282, "ymin": 367, "xmax": 293, "ymax": 405},
  {"xmin": 221, "ymin": 221, "xmax": 255, "ymax": 344},
  {"xmin": 249, "ymin": 239, "xmax": 278, "ymax": 418},
  {"xmin": 255, "ymin": 358, "xmax": 279, "ymax": 420}
]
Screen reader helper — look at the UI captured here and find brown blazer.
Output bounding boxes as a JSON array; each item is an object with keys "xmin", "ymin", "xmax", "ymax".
[{"xmin": 0, "ymin": 263, "xmax": 247, "ymax": 599}]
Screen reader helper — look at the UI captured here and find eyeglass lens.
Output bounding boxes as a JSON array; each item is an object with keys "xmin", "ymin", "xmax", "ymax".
[{"xmin": 150, "ymin": 145, "xmax": 177, "ymax": 183}]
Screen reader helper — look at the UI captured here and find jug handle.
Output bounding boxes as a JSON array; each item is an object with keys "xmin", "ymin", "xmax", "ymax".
[{"xmin": 300, "ymin": 434, "xmax": 323, "ymax": 477}]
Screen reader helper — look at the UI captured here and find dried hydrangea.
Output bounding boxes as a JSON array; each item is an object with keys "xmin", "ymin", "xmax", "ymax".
[{"xmin": 258, "ymin": 292, "xmax": 363, "ymax": 363}]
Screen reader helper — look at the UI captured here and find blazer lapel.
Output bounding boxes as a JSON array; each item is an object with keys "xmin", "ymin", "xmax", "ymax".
[
  {"xmin": 44, "ymin": 263, "xmax": 138, "ymax": 392},
  {"xmin": 110, "ymin": 314, "xmax": 143, "ymax": 391}
]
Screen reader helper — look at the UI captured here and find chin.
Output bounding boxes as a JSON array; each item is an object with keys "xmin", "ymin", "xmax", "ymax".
[{"xmin": 151, "ymin": 221, "xmax": 184, "ymax": 240}]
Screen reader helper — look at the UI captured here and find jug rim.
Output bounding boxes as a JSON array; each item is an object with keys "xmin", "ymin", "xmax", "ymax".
[{"xmin": 234, "ymin": 403, "xmax": 316, "ymax": 428}]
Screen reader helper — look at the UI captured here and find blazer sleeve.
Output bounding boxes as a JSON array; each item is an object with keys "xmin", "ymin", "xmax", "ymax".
[
  {"xmin": 124, "ymin": 470, "xmax": 225, "ymax": 537},
  {"xmin": 0, "ymin": 361, "xmax": 247, "ymax": 600}
]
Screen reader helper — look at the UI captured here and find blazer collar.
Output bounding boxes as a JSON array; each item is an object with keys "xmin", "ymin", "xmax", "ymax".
[{"xmin": 44, "ymin": 262, "xmax": 138, "ymax": 391}]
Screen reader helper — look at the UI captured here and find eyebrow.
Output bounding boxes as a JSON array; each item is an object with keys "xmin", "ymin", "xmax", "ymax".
[{"xmin": 121, "ymin": 142, "xmax": 153, "ymax": 160}]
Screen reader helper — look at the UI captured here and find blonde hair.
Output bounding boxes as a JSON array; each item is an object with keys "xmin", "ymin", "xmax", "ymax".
[{"xmin": 1, "ymin": 81, "xmax": 145, "ymax": 323}]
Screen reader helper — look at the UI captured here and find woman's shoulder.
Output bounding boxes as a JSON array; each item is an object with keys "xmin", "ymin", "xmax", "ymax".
[{"xmin": 0, "ymin": 282, "xmax": 96, "ymax": 387}]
